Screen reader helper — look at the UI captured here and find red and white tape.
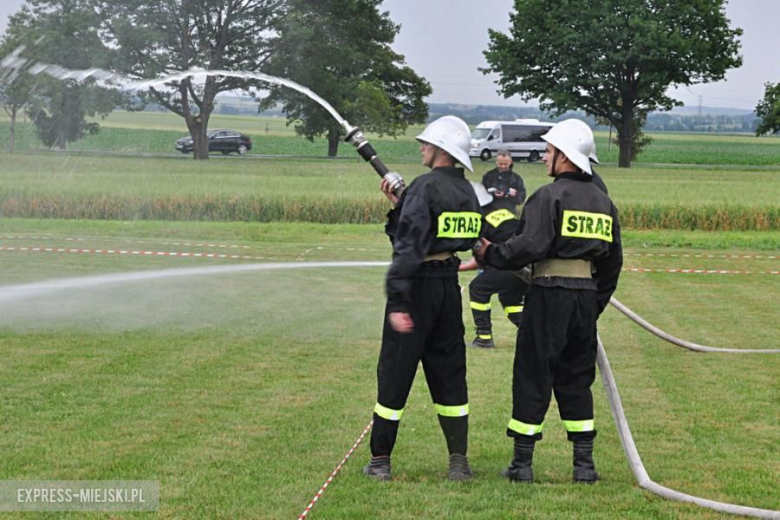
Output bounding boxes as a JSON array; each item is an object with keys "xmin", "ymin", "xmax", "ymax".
[
  {"xmin": 624, "ymin": 252, "xmax": 776, "ymax": 260},
  {"xmin": 298, "ymin": 419, "xmax": 373, "ymax": 520}
]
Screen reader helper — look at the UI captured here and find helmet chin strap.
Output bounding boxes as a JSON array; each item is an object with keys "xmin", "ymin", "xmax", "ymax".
[{"xmin": 549, "ymin": 148, "xmax": 558, "ymax": 177}]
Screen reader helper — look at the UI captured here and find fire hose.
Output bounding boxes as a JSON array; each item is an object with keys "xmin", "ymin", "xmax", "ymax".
[
  {"xmin": 597, "ymin": 335, "xmax": 780, "ymax": 519},
  {"xmin": 609, "ymin": 297, "xmax": 780, "ymax": 353}
]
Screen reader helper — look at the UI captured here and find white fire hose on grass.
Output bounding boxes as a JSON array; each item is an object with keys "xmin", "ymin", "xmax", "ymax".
[
  {"xmin": 600, "ymin": 295, "xmax": 780, "ymax": 518},
  {"xmin": 609, "ymin": 297, "xmax": 780, "ymax": 353}
]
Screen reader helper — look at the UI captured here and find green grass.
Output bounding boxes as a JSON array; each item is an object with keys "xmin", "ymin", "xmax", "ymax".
[
  {"xmin": 3, "ymin": 112, "xmax": 780, "ymax": 165},
  {"xmin": 0, "ymin": 220, "xmax": 778, "ymax": 518},
  {"xmin": 0, "ymin": 152, "xmax": 778, "ymax": 229}
]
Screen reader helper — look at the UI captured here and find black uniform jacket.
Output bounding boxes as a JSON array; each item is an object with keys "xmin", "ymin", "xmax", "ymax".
[
  {"xmin": 484, "ymin": 172, "xmax": 622, "ymax": 313},
  {"xmin": 481, "ymin": 200, "xmax": 520, "ymax": 244},
  {"xmin": 481, "ymin": 167, "xmax": 526, "ymax": 209},
  {"xmin": 385, "ymin": 166, "xmax": 481, "ymax": 313}
]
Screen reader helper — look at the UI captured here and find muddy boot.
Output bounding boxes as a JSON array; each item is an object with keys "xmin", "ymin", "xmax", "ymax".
[
  {"xmin": 448, "ymin": 453, "xmax": 473, "ymax": 481},
  {"xmin": 572, "ymin": 440, "xmax": 599, "ymax": 483},
  {"xmin": 501, "ymin": 437, "xmax": 534, "ymax": 482},
  {"xmin": 363, "ymin": 456, "xmax": 392, "ymax": 481}
]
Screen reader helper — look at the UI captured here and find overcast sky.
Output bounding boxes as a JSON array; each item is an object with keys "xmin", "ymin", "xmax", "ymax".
[{"xmin": 1, "ymin": 0, "xmax": 776, "ymax": 110}]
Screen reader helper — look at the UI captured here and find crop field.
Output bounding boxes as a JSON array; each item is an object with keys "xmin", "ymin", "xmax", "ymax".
[
  {"xmin": 0, "ymin": 114, "xmax": 778, "ymax": 518},
  {"xmin": 0, "ymin": 151, "xmax": 778, "ymax": 230}
]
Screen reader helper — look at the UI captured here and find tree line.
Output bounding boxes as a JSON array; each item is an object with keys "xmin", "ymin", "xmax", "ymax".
[
  {"xmin": 1, "ymin": 0, "xmax": 777, "ymax": 166},
  {"xmin": 0, "ymin": 0, "xmax": 431, "ymax": 160}
]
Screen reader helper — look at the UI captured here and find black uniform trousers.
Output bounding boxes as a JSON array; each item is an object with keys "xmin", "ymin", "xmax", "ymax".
[
  {"xmin": 371, "ymin": 259, "xmax": 469, "ymax": 457},
  {"xmin": 508, "ymin": 284, "xmax": 598, "ymax": 442},
  {"xmin": 469, "ymin": 268, "xmax": 528, "ymax": 335}
]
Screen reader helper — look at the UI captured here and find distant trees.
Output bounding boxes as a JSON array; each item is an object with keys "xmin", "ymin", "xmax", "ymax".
[
  {"xmin": 94, "ymin": 0, "xmax": 283, "ymax": 160},
  {"xmin": 4, "ymin": 0, "xmax": 117, "ymax": 150},
  {"xmin": 755, "ymin": 83, "xmax": 780, "ymax": 136},
  {"xmin": 484, "ymin": 0, "xmax": 743, "ymax": 167},
  {"xmin": 0, "ymin": 35, "xmax": 33, "ymax": 153},
  {"xmin": 259, "ymin": 0, "xmax": 431, "ymax": 157}
]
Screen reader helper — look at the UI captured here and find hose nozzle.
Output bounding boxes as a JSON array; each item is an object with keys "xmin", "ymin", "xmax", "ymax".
[{"xmin": 345, "ymin": 125, "xmax": 405, "ymax": 198}]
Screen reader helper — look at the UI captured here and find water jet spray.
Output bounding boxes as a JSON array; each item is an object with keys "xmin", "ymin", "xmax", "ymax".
[{"xmin": 0, "ymin": 48, "xmax": 406, "ymax": 197}]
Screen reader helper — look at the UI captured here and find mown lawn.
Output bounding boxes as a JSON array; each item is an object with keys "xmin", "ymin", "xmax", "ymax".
[{"xmin": 0, "ymin": 220, "xmax": 777, "ymax": 518}]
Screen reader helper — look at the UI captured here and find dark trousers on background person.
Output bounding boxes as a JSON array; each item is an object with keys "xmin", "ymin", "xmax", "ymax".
[
  {"xmin": 469, "ymin": 268, "xmax": 528, "ymax": 339},
  {"xmin": 371, "ymin": 259, "xmax": 469, "ymax": 458},
  {"xmin": 507, "ymin": 285, "xmax": 598, "ymax": 441}
]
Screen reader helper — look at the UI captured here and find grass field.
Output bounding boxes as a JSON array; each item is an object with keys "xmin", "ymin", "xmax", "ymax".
[
  {"xmin": 1, "ymin": 153, "xmax": 778, "ymax": 229},
  {"xmin": 0, "ymin": 219, "xmax": 778, "ymax": 519},
  {"xmin": 0, "ymin": 110, "xmax": 778, "ymax": 518},
  {"xmin": 2, "ymin": 111, "xmax": 780, "ymax": 165}
]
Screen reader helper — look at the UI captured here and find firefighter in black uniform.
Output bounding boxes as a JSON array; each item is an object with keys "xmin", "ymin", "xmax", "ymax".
[
  {"xmin": 363, "ymin": 116, "xmax": 481, "ymax": 482},
  {"xmin": 481, "ymin": 149, "xmax": 526, "ymax": 211},
  {"xmin": 459, "ymin": 196, "xmax": 528, "ymax": 348},
  {"xmin": 475, "ymin": 119, "xmax": 623, "ymax": 483}
]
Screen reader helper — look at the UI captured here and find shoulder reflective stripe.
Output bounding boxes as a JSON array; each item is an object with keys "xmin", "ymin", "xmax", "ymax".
[
  {"xmin": 437, "ymin": 212, "xmax": 482, "ymax": 238},
  {"xmin": 508, "ymin": 419, "xmax": 544, "ymax": 436},
  {"xmin": 503, "ymin": 305, "xmax": 524, "ymax": 314},
  {"xmin": 485, "ymin": 208, "xmax": 516, "ymax": 228},
  {"xmin": 562, "ymin": 419, "xmax": 594, "ymax": 432},
  {"xmin": 470, "ymin": 301, "xmax": 491, "ymax": 311},
  {"xmin": 374, "ymin": 403, "xmax": 404, "ymax": 421},
  {"xmin": 435, "ymin": 403, "xmax": 469, "ymax": 417},
  {"xmin": 561, "ymin": 210, "xmax": 613, "ymax": 243},
  {"xmin": 477, "ymin": 334, "xmax": 492, "ymax": 340}
]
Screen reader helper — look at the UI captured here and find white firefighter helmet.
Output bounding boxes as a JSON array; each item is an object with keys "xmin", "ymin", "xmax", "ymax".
[
  {"xmin": 470, "ymin": 181, "xmax": 494, "ymax": 206},
  {"xmin": 416, "ymin": 115, "xmax": 474, "ymax": 172},
  {"xmin": 589, "ymin": 141, "xmax": 600, "ymax": 164},
  {"xmin": 541, "ymin": 119, "xmax": 595, "ymax": 174}
]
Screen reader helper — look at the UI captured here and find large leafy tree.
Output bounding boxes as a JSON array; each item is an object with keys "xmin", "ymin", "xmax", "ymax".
[
  {"xmin": 0, "ymin": 33, "xmax": 34, "ymax": 153},
  {"xmin": 96, "ymin": 0, "xmax": 283, "ymax": 159},
  {"xmin": 7, "ymin": 0, "xmax": 117, "ymax": 150},
  {"xmin": 260, "ymin": 0, "xmax": 431, "ymax": 157},
  {"xmin": 755, "ymin": 82, "xmax": 780, "ymax": 136},
  {"xmin": 484, "ymin": 0, "xmax": 742, "ymax": 167}
]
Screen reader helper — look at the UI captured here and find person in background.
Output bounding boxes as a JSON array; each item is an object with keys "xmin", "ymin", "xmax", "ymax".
[
  {"xmin": 481, "ymin": 149, "xmax": 526, "ymax": 211},
  {"xmin": 364, "ymin": 116, "xmax": 481, "ymax": 482},
  {"xmin": 459, "ymin": 196, "xmax": 528, "ymax": 349}
]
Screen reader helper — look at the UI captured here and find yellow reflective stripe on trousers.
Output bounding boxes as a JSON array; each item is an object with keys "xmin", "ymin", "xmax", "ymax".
[
  {"xmin": 508, "ymin": 419, "xmax": 544, "ymax": 436},
  {"xmin": 504, "ymin": 305, "xmax": 524, "ymax": 314},
  {"xmin": 435, "ymin": 403, "xmax": 469, "ymax": 417},
  {"xmin": 563, "ymin": 419, "xmax": 594, "ymax": 432},
  {"xmin": 437, "ymin": 212, "xmax": 482, "ymax": 238},
  {"xmin": 485, "ymin": 208, "xmax": 516, "ymax": 228},
  {"xmin": 374, "ymin": 403, "xmax": 404, "ymax": 421},
  {"xmin": 477, "ymin": 334, "xmax": 492, "ymax": 340},
  {"xmin": 561, "ymin": 210, "xmax": 613, "ymax": 242},
  {"xmin": 470, "ymin": 301, "xmax": 491, "ymax": 311}
]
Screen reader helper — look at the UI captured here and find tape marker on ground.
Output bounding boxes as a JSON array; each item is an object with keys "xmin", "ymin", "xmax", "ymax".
[{"xmin": 298, "ymin": 420, "xmax": 373, "ymax": 520}]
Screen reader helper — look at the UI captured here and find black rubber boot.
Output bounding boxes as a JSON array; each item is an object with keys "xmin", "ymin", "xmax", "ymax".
[
  {"xmin": 507, "ymin": 312, "xmax": 523, "ymax": 329},
  {"xmin": 572, "ymin": 440, "xmax": 599, "ymax": 483},
  {"xmin": 470, "ymin": 336, "xmax": 495, "ymax": 349},
  {"xmin": 448, "ymin": 453, "xmax": 473, "ymax": 481},
  {"xmin": 501, "ymin": 437, "xmax": 534, "ymax": 482},
  {"xmin": 363, "ymin": 455, "xmax": 392, "ymax": 481}
]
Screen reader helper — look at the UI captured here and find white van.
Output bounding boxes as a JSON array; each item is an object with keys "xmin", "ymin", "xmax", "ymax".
[{"xmin": 469, "ymin": 119, "xmax": 555, "ymax": 162}]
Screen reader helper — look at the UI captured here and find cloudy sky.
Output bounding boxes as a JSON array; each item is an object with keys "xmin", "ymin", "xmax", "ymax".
[{"xmin": 1, "ymin": 0, "xmax": 776, "ymax": 110}]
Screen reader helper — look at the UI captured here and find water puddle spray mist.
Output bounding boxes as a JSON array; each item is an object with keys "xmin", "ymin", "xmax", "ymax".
[{"xmin": 0, "ymin": 47, "xmax": 406, "ymax": 196}]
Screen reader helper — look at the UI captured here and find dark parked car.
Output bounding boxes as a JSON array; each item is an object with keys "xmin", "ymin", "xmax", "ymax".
[{"xmin": 175, "ymin": 129, "xmax": 252, "ymax": 155}]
